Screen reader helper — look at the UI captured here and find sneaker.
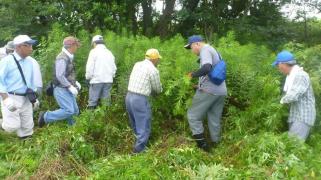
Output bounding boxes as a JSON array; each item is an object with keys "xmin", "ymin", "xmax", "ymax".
[
  {"xmin": 38, "ymin": 111, "xmax": 46, "ymax": 128},
  {"xmin": 87, "ymin": 106, "xmax": 97, "ymax": 110}
]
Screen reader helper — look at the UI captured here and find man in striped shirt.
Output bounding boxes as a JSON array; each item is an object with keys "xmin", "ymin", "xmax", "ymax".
[
  {"xmin": 273, "ymin": 50, "xmax": 316, "ymax": 141},
  {"xmin": 125, "ymin": 48, "xmax": 162, "ymax": 153}
]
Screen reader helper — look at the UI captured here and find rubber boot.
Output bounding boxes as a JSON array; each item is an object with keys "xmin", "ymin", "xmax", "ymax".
[
  {"xmin": 87, "ymin": 106, "xmax": 97, "ymax": 110},
  {"xmin": 193, "ymin": 133, "xmax": 210, "ymax": 152}
]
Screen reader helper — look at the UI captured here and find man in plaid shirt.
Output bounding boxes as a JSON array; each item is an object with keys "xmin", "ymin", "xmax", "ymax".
[
  {"xmin": 273, "ymin": 50, "xmax": 316, "ymax": 141},
  {"xmin": 125, "ymin": 49, "xmax": 162, "ymax": 153}
]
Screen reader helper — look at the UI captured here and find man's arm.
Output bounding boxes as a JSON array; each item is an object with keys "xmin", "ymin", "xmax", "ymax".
[
  {"xmin": 150, "ymin": 70, "xmax": 162, "ymax": 94},
  {"xmin": 111, "ymin": 53, "xmax": 117, "ymax": 77},
  {"xmin": 55, "ymin": 59, "xmax": 71, "ymax": 87},
  {"xmin": 0, "ymin": 60, "xmax": 8, "ymax": 99},
  {"xmin": 85, "ymin": 51, "xmax": 95, "ymax": 80},
  {"xmin": 281, "ymin": 74, "xmax": 309, "ymax": 104},
  {"xmin": 191, "ymin": 63, "xmax": 212, "ymax": 78},
  {"xmin": 190, "ymin": 46, "xmax": 219, "ymax": 78}
]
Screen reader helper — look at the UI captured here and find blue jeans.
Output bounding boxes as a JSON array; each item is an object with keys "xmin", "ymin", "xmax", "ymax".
[
  {"xmin": 44, "ymin": 87, "xmax": 79, "ymax": 125},
  {"xmin": 125, "ymin": 92, "xmax": 151, "ymax": 153}
]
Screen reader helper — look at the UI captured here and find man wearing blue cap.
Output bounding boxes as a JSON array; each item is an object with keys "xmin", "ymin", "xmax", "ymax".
[
  {"xmin": 0, "ymin": 35, "xmax": 39, "ymax": 139},
  {"xmin": 273, "ymin": 50, "xmax": 315, "ymax": 141},
  {"xmin": 185, "ymin": 35, "xmax": 227, "ymax": 151}
]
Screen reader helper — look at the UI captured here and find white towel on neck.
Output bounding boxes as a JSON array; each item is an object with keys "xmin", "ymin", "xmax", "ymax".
[{"xmin": 283, "ymin": 65, "xmax": 302, "ymax": 92}]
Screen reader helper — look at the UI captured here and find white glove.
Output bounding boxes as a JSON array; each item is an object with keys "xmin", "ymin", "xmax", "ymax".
[
  {"xmin": 33, "ymin": 99, "xmax": 40, "ymax": 111},
  {"xmin": 68, "ymin": 86, "xmax": 78, "ymax": 96},
  {"xmin": 3, "ymin": 98, "xmax": 17, "ymax": 112},
  {"xmin": 280, "ymin": 97, "xmax": 286, "ymax": 104},
  {"xmin": 75, "ymin": 81, "xmax": 81, "ymax": 90}
]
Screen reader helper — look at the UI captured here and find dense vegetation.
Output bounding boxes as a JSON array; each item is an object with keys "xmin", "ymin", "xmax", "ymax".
[
  {"xmin": 0, "ymin": 24, "xmax": 321, "ymax": 178},
  {"xmin": 1, "ymin": 0, "xmax": 321, "ymax": 178}
]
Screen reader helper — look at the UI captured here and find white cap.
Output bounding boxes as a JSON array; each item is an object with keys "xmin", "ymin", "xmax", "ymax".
[
  {"xmin": 13, "ymin": 35, "xmax": 37, "ymax": 45},
  {"xmin": 92, "ymin": 35, "xmax": 104, "ymax": 43}
]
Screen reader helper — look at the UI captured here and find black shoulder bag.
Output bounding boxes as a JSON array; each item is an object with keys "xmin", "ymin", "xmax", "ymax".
[
  {"xmin": 45, "ymin": 81, "xmax": 54, "ymax": 96},
  {"xmin": 11, "ymin": 55, "xmax": 38, "ymax": 103}
]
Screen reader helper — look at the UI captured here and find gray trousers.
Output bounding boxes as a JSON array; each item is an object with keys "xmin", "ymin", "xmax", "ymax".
[
  {"xmin": 288, "ymin": 121, "xmax": 311, "ymax": 141},
  {"xmin": 187, "ymin": 90, "xmax": 225, "ymax": 143},
  {"xmin": 88, "ymin": 83, "xmax": 112, "ymax": 107}
]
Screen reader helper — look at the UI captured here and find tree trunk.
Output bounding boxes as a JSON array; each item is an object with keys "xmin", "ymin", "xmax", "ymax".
[
  {"xmin": 178, "ymin": 0, "xmax": 200, "ymax": 37},
  {"xmin": 156, "ymin": 0, "xmax": 176, "ymax": 38},
  {"xmin": 142, "ymin": 0, "xmax": 153, "ymax": 37},
  {"xmin": 126, "ymin": 1, "xmax": 139, "ymax": 35}
]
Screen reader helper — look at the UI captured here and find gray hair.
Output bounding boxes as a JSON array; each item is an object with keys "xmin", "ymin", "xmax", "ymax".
[
  {"xmin": 281, "ymin": 60, "xmax": 297, "ymax": 65},
  {"xmin": 64, "ymin": 45, "xmax": 72, "ymax": 49}
]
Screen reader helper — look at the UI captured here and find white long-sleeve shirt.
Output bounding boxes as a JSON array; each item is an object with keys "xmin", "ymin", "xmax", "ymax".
[{"xmin": 85, "ymin": 44, "xmax": 116, "ymax": 84}]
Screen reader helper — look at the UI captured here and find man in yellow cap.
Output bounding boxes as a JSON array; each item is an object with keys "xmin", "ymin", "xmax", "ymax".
[{"xmin": 125, "ymin": 48, "xmax": 163, "ymax": 153}]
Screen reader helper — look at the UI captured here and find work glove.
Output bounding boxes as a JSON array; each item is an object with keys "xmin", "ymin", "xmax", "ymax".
[
  {"xmin": 75, "ymin": 81, "xmax": 81, "ymax": 90},
  {"xmin": 280, "ymin": 98, "xmax": 285, "ymax": 104},
  {"xmin": 68, "ymin": 86, "xmax": 78, "ymax": 97},
  {"xmin": 3, "ymin": 98, "xmax": 17, "ymax": 112},
  {"xmin": 33, "ymin": 99, "xmax": 40, "ymax": 111}
]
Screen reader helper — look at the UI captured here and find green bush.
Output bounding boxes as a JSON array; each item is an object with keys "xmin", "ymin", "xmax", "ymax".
[{"xmin": 0, "ymin": 26, "xmax": 320, "ymax": 179}]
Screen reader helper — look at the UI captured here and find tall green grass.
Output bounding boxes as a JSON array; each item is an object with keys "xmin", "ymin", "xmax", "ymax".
[{"xmin": 0, "ymin": 25, "xmax": 320, "ymax": 179}]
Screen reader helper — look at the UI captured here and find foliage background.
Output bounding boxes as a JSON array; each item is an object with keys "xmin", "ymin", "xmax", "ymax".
[
  {"xmin": 1, "ymin": 0, "xmax": 321, "ymax": 178},
  {"xmin": 1, "ymin": 24, "xmax": 321, "ymax": 178}
]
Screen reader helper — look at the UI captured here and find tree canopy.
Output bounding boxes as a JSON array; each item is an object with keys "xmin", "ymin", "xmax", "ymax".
[{"xmin": 0, "ymin": 0, "xmax": 321, "ymax": 47}]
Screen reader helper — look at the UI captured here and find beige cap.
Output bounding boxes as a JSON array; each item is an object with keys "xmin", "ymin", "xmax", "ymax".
[
  {"xmin": 63, "ymin": 36, "xmax": 81, "ymax": 46},
  {"xmin": 145, "ymin": 48, "xmax": 162, "ymax": 60}
]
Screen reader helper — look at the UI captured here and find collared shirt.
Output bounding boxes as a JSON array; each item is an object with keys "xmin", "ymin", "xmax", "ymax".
[
  {"xmin": 86, "ymin": 44, "xmax": 117, "ymax": 84},
  {"xmin": 62, "ymin": 47, "xmax": 74, "ymax": 60},
  {"xmin": 281, "ymin": 70, "xmax": 316, "ymax": 126},
  {"xmin": 128, "ymin": 59, "xmax": 162, "ymax": 96},
  {"xmin": 0, "ymin": 52, "xmax": 36, "ymax": 94}
]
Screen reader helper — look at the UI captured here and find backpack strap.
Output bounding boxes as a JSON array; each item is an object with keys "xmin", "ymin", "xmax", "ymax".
[
  {"xmin": 217, "ymin": 52, "xmax": 222, "ymax": 61},
  {"xmin": 11, "ymin": 54, "xmax": 28, "ymax": 86}
]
